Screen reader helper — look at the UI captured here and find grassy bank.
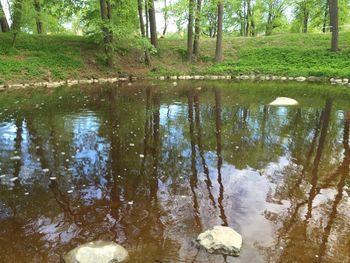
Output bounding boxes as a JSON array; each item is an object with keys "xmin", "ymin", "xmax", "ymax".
[{"xmin": 1, "ymin": 32, "xmax": 350, "ymax": 84}]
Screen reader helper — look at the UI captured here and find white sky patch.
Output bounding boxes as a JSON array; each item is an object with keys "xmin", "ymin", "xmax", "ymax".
[
  {"xmin": 0, "ymin": 0, "xmax": 11, "ymax": 25},
  {"xmin": 155, "ymin": 0, "xmax": 178, "ymax": 34}
]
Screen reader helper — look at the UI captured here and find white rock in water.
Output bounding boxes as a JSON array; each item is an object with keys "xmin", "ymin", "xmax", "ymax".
[
  {"xmin": 63, "ymin": 241, "xmax": 129, "ymax": 263},
  {"xmin": 269, "ymin": 97, "xmax": 298, "ymax": 106},
  {"xmin": 197, "ymin": 226, "xmax": 242, "ymax": 257}
]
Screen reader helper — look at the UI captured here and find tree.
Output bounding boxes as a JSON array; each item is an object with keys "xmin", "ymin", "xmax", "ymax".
[
  {"xmin": 145, "ymin": 0, "xmax": 149, "ymax": 37},
  {"xmin": 12, "ymin": 0, "xmax": 24, "ymax": 46},
  {"xmin": 162, "ymin": 0, "xmax": 169, "ymax": 36},
  {"xmin": 148, "ymin": 0, "xmax": 158, "ymax": 49},
  {"xmin": 193, "ymin": 0, "xmax": 202, "ymax": 58},
  {"xmin": 322, "ymin": 0, "xmax": 329, "ymax": 33},
  {"xmin": 99, "ymin": 0, "xmax": 113, "ymax": 67},
  {"xmin": 12, "ymin": 0, "xmax": 24, "ymax": 32},
  {"xmin": 0, "ymin": 1, "xmax": 10, "ymax": 32},
  {"xmin": 137, "ymin": 0, "xmax": 151, "ymax": 65},
  {"xmin": 33, "ymin": 0, "xmax": 43, "ymax": 34},
  {"xmin": 215, "ymin": 0, "xmax": 223, "ymax": 62},
  {"xmin": 329, "ymin": 0, "xmax": 339, "ymax": 51},
  {"xmin": 265, "ymin": 0, "xmax": 287, "ymax": 36},
  {"xmin": 187, "ymin": 0, "xmax": 195, "ymax": 60}
]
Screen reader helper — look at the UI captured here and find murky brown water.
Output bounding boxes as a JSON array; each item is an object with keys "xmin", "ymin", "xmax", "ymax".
[{"xmin": 0, "ymin": 81, "xmax": 349, "ymax": 263}]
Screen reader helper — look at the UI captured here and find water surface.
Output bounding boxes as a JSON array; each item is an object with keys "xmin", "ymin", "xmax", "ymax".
[{"xmin": 0, "ymin": 81, "xmax": 349, "ymax": 263}]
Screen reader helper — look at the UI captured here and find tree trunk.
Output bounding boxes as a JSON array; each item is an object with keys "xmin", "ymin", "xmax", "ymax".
[
  {"xmin": 100, "ymin": 0, "xmax": 113, "ymax": 67},
  {"xmin": 145, "ymin": 0, "xmax": 149, "ymax": 38},
  {"xmin": 148, "ymin": 0, "xmax": 158, "ymax": 49},
  {"xmin": 249, "ymin": 0, "xmax": 255, "ymax": 36},
  {"xmin": 265, "ymin": 4, "xmax": 273, "ymax": 36},
  {"xmin": 245, "ymin": 0, "xmax": 250, "ymax": 37},
  {"xmin": 11, "ymin": 0, "xmax": 24, "ymax": 46},
  {"xmin": 33, "ymin": 0, "xmax": 43, "ymax": 34},
  {"xmin": 329, "ymin": 0, "xmax": 339, "ymax": 51},
  {"xmin": 0, "ymin": 1, "xmax": 9, "ymax": 32},
  {"xmin": 138, "ymin": 0, "xmax": 146, "ymax": 37},
  {"xmin": 187, "ymin": 0, "xmax": 195, "ymax": 61},
  {"xmin": 162, "ymin": 0, "xmax": 168, "ymax": 36},
  {"xmin": 322, "ymin": 0, "xmax": 329, "ymax": 33},
  {"xmin": 193, "ymin": 0, "xmax": 202, "ymax": 58},
  {"xmin": 137, "ymin": 0, "xmax": 151, "ymax": 65},
  {"xmin": 12, "ymin": 0, "xmax": 23, "ymax": 32},
  {"xmin": 215, "ymin": 1, "xmax": 223, "ymax": 63},
  {"xmin": 238, "ymin": 12, "xmax": 244, "ymax": 36},
  {"xmin": 303, "ymin": 9, "xmax": 309, "ymax": 33}
]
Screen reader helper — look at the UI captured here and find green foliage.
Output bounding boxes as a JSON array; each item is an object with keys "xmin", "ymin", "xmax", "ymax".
[
  {"xmin": 0, "ymin": 34, "xmax": 85, "ymax": 82},
  {"xmin": 177, "ymin": 47, "xmax": 188, "ymax": 60}
]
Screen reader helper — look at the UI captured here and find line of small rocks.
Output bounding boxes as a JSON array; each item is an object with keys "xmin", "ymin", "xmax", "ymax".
[{"xmin": 0, "ymin": 74, "xmax": 349, "ymax": 91}]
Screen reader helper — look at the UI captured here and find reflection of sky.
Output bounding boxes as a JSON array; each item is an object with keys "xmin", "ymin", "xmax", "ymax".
[{"xmin": 0, "ymin": 86, "xmax": 349, "ymax": 262}]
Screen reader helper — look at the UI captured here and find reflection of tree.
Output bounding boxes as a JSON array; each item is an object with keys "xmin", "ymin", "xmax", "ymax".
[
  {"xmin": 305, "ymin": 99, "xmax": 332, "ymax": 223},
  {"xmin": 193, "ymin": 92, "xmax": 216, "ymax": 209},
  {"xmin": 188, "ymin": 91, "xmax": 201, "ymax": 228},
  {"xmin": 107, "ymin": 87, "xmax": 123, "ymax": 240},
  {"xmin": 214, "ymin": 89, "xmax": 228, "ymax": 227},
  {"xmin": 270, "ymin": 99, "xmax": 337, "ymax": 263},
  {"xmin": 317, "ymin": 111, "xmax": 350, "ymax": 262},
  {"xmin": 1, "ymin": 84, "xmax": 350, "ymax": 262},
  {"xmin": 12, "ymin": 115, "xmax": 24, "ymax": 192}
]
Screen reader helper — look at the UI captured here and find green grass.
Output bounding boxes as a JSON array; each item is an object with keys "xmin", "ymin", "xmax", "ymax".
[
  {"xmin": 0, "ymin": 34, "xmax": 95, "ymax": 83},
  {"xmin": 1, "ymin": 32, "xmax": 350, "ymax": 83}
]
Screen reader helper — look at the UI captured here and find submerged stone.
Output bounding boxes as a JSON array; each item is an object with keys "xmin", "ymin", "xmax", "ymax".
[
  {"xmin": 63, "ymin": 241, "xmax": 129, "ymax": 263},
  {"xmin": 197, "ymin": 226, "xmax": 242, "ymax": 257},
  {"xmin": 269, "ymin": 97, "xmax": 298, "ymax": 106}
]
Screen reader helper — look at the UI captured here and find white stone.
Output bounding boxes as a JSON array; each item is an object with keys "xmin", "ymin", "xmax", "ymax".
[
  {"xmin": 239, "ymin": 75, "xmax": 250, "ymax": 80},
  {"xmin": 296, "ymin": 76, "xmax": 306, "ymax": 82},
  {"xmin": 63, "ymin": 241, "xmax": 129, "ymax": 263},
  {"xmin": 269, "ymin": 97, "xmax": 299, "ymax": 106},
  {"xmin": 335, "ymin": 79, "xmax": 343, "ymax": 84},
  {"xmin": 98, "ymin": 78, "xmax": 108, "ymax": 83},
  {"xmin": 197, "ymin": 226, "xmax": 242, "ymax": 257}
]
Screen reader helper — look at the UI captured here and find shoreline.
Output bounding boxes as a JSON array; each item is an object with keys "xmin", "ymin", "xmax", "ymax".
[{"xmin": 0, "ymin": 74, "xmax": 349, "ymax": 91}]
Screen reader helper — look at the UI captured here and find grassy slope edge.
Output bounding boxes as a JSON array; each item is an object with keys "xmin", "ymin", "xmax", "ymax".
[{"xmin": 0, "ymin": 32, "xmax": 350, "ymax": 84}]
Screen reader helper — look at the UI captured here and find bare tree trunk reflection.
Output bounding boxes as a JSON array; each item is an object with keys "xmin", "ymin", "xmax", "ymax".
[
  {"xmin": 194, "ymin": 92, "xmax": 216, "ymax": 209},
  {"xmin": 108, "ymin": 87, "xmax": 124, "ymax": 240},
  {"xmin": 140, "ymin": 87, "xmax": 152, "ymax": 176},
  {"xmin": 12, "ymin": 116, "xmax": 23, "ymax": 191},
  {"xmin": 305, "ymin": 99, "xmax": 332, "ymax": 223},
  {"xmin": 188, "ymin": 92, "xmax": 201, "ymax": 228},
  {"xmin": 149, "ymin": 94, "xmax": 164, "ymax": 246},
  {"xmin": 260, "ymin": 105, "xmax": 269, "ymax": 150},
  {"xmin": 214, "ymin": 89, "xmax": 228, "ymax": 226}
]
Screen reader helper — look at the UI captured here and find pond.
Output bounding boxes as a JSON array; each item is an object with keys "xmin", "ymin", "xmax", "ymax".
[{"xmin": 0, "ymin": 81, "xmax": 349, "ymax": 263}]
